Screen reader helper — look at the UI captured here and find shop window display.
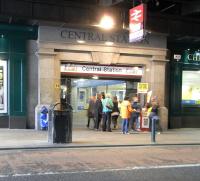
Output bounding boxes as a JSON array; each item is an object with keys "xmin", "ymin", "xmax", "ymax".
[{"xmin": 182, "ymin": 70, "xmax": 200, "ymax": 106}]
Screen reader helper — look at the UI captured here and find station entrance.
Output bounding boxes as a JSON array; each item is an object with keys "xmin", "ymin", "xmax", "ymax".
[
  {"xmin": 61, "ymin": 77, "xmax": 140, "ymax": 129},
  {"xmin": 60, "ymin": 63, "xmax": 143, "ymax": 130}
]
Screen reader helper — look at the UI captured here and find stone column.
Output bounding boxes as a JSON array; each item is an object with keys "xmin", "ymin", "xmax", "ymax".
[
  {"xmin": 27, "ymin": 40, "xmax": 39, "ymax": 128},
  {"xmin": 38, "ymin": 52, "xmax": 60, "ymax": 105},
  {"xmin": 150, "ymin": 58, "xmax": 169, "ymax": 131}
]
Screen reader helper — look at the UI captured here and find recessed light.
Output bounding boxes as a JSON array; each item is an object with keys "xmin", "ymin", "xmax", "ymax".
[
  {"xmin": 77, "ymin": 40, "xmax": 85, "ymax": 44},
  {"xmin": 105, "ymin": 41, "xmax": 114, "ymax": 46},
  {"xmin": 92, "ymin": 75, "xmax": 99, "ymax": 80},
  {"xmin": 146, "ymin": 68, "xmax": 150, "ymax": 72}
]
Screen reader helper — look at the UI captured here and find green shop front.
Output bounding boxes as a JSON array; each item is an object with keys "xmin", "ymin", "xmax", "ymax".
[
  {"xmin": 170, "ymin": 47, "xmax": 200, "ymax": 128},
  {"xmin": 0, "ymin": 24, "xmax": 37, "ymax": 128}
]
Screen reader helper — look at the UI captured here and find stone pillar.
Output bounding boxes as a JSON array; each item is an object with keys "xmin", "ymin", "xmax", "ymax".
[
  {"xmin": 38, "ymin": 52, "xmax": 60, "ymax": 105},
  {"xmin": 27, "ymin": 40, "xmax": 39, "ymax": 128},
  {"xmin": 158, "ymin": 107, "xmax": 168, "ymax": 131},
  {"xmin": 151, "ymin": 59, "xmax": 169, "ymax": 130},
  {"xmin": 150, "ymin": 60, "xmax": 167, "ymax": 106}
]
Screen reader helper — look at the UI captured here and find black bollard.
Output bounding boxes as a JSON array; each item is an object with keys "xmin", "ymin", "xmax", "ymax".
[{"xmin": 151, "ymin": 118, "xmax": 156, "ymax": 143}]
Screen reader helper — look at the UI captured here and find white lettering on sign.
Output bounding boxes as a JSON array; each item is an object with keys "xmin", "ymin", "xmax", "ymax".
[
  {"xmin": 130, "ymin": 9, "xmax": 142, "ymax": 22},
  {"xmin": 187, "ymin": 54, "xmax": 200, "ymax": 61},
  {"xmin": 61, "ymin": 64, "xmax": 143, "ymax": 76}
]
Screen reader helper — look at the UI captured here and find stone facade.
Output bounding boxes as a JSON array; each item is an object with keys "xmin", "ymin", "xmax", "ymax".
[{"xmin": 30, "ymin": 26, "xmax": 169, "ymax": 130}]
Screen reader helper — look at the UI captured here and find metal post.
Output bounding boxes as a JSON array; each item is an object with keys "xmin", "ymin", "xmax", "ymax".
[{"xmin": 151, "ymin": 118, "xmax": 156, "ymax": 143}]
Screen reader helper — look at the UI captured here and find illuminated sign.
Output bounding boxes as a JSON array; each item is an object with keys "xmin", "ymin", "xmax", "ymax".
[
  {"xmin": 181, "ymin": 50, "xmax": 200, "ymax": 64},
  {"xmin": 137, "ymin": 83, "xmax": 149, "ymax": 93},
  {"xmin": 187, "ymin": 54, "xmax": 200, "ymax": 62},
  {"xmin": 61, "ymin": 64, "xmax": 143, "ymax": 77},
  {"xmin": 129, "ymin": 4, "xmax": 146, "ymax": 43}
]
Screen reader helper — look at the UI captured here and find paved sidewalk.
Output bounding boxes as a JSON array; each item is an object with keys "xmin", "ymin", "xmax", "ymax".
[{"xmin": 0, "ymin": 128, "xmax": 200, "ymax": 149}]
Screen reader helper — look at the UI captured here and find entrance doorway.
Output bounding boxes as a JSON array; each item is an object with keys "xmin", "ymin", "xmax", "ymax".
[{"xmin": 60, "ymin": 76, "xmax": 140, "ymax": 129}]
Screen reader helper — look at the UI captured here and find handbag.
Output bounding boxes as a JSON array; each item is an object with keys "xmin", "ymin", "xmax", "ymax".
[{"xmin": 106, "ymin": 101, "xmax": 113, "ymax": 110}]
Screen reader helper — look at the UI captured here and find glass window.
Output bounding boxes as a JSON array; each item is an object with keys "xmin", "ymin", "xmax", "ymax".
[{"xmin": 182, "ymin": 70, "xmax": 200, "ymax": 106}]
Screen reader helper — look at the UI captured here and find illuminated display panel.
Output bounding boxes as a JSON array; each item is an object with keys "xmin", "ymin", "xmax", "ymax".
[
  {"xmin": 182, "ymin": 71, "xmax": 200, "ymax": 106},
  {"xmin": 0, "ymin": 60, "xmax": 7, "ymax": 113}
]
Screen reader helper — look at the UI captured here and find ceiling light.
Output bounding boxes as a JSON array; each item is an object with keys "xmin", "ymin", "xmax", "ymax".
[
  {"xmin": 77, "ymin": 40, "xmax": 85, "ymax": 44},
  {"xmin": 105, "ymin": 41, "xmax": 114, "ymax": 46},
  {"xmin": 92, "ymin": 75, "xmax": 99, "ymax": 80},
  {"xmin": 155, "ymin": 0, "xmax": 159, "ymax": 6},
  {"xmin": 99, "ymin": 15, "xmax": 114, "ymax": 30},
  {"xmin": 146, "ymin": 68, "xmax": 150, "ymax": 72}
]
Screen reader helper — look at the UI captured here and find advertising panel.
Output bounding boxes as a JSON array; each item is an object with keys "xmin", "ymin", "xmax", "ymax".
[
  {"xmin": 0, "ymin": 60, "xmax": 7, "ymax": 113},
  {"xmin": 137, "ymin": 83, "xmax": 149, "ymax": 93},
  {"xmin": 182, "ymin": 70, "xmax": 200, "ymax": 105}
]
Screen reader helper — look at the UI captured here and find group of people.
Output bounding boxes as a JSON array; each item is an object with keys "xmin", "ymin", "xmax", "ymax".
[
  {"xmin": 86, "ymin": 92, "xmax": 120, "ymax": 132},
  {"xmin": 86, "ymin": 93, "xmax": 160, "ymax": 134}
]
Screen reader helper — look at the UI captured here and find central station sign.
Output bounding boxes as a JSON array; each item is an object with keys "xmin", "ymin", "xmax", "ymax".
[{"xmin": 61, "ymin": 64, "xmax": 143, "ymax": 77}]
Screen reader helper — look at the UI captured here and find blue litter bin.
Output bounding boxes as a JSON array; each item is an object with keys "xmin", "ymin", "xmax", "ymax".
[{"xmin": 40, "ymin": 106, "xmax": 48, "ymax": 130}]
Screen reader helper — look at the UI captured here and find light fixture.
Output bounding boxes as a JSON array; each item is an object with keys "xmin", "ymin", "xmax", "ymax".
[
  {"xmin": 146, "ymin": 68, "xmax": 150, "ymax": 72},
  {"xmin": 155, "ymin": 0, "xmax": 159, "ymax": 6},
  {"xmin": 99, "ymin": 15, "xmax": 114, "ymax": 30},
  {"xmin": 77, "ymin": 40, "xmax": 85, "ymax": 44},
  {"xmin": 105, "ymin": 41, "xmax": 114, "ymax": 46},
  {"xmin": 92, "ymin": 75, "xmax": 99, "ymax": 80}
]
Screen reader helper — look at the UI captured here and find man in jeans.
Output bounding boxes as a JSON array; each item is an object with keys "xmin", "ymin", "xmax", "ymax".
[
  {"xmin": 102, "ymin": 93, "xmax": 113, "ymax": 132},
  {"xmin": 148, "ymin": 96, "xmax": 162, "ymax": 134},
  {"xmin": 130, "ymin": 96, "xmax": 141, "ymax": 132}
]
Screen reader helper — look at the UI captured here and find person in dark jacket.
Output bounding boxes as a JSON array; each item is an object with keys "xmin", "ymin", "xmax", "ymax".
[
  {"xmin": 86, "ymin": 96, "xmax": 96, "ymax": 128},
  {"xmin": 130, "ymin": 96, "xmax": 141, "ymax": 131},
  {"xmin": 148, "ymin": 96, "xmax": 161, "ymax": 132},
  {"xmin": 111, "ymin": 96, "xmax": 120, "ymax": 129},
  {"xmin": 94, "ymin": 93, "xmax": 103, "ymax": 130}
]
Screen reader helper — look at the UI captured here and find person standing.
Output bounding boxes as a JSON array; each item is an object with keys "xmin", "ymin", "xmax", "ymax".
[
  {"xmin": 102, "ymin": 93, "xmax": 113, "ymax": 132},
  {"xmin": 86, "ymin": 96, "xmax": 96, "ymax": 129},
  {"xmin": 130, "ymin": 96, "xmax": 141, "ymax": 132},
  {"xmin": 94, "ymin": 93, "xmax": 103, "ymax": 130},
  {"xmin": 111, "ymin": 96, "xmax": 120, "ymax": 129},
  {"xmin": 120, "ymin": 96, "xmax": 135, "ymax": 134},
  {"xmin": 148, "ymin": 96, "xmax": 161, "ymax": 133}
]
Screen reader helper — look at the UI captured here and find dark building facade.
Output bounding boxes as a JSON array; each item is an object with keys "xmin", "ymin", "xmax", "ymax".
[
  {"xmin": 0, "ymin": 24, "xmax": 37, "ymax": 128},
  {"xmin": 169, "ymin": 42, "xmax": 200, "ymax": 128}
]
